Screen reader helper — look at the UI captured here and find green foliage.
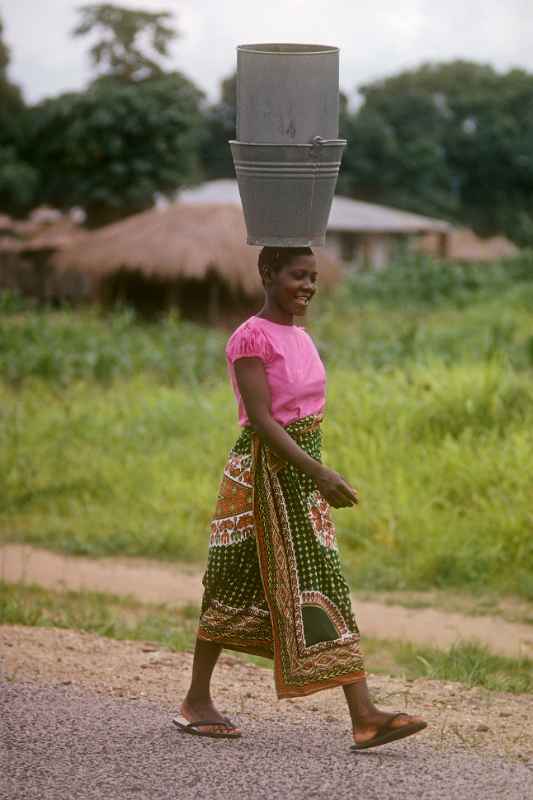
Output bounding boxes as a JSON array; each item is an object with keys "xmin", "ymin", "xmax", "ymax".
[
  {"xmin": 0, "ymin": 15, "xmax": 36, "ymax": 216},
  {"xmin": 340, "ymin": 250, "xmax": 533, "ymax": 309},
  {"xmin": 365, "ymin": 638, "xmax": 533, "ymax": 693},
  {"xmin": 339, "ymin": 95, "xmax": 458, "ymax": 218},
  {"xmin": 326, "ymin": 363, "xmax": 533, "ymax": 597},
  {"xmin": 0, "ymin": 581, "xmax": 199, "ymax": 652},
  {"xmin": 1, "ymin": 261, "xmax": 532, "ymax": 598},
  {"xmin": 310, "ymin": 253, "xmax": 533, "ymax": 373},
  {"xmin": 2, "ymin": 253, "xmax": 533, "ymax": 387},
  {"xmin": 0, "ymin": 15, "xmax": 24, "ymax": 122},
  {"xmin": 0, "ymin": 145, "xmax": 38, "ymax": 216},
  {"xmin": 0, "ymin": 307, "xmax": 225, "ymax": 386},
  {"xmin": 0, "ymin": 289, "xmax": 31, "ymax": 314},
  {"xmin": 27, "ymin": 74, "xmax": 205, "ymax": 226},
  {"xmin": 73, "ymin": 3, "xmax": 178, "ymax": 83},
  {"xmin": 0, "ymin": 255, "xmax": 531, "ymax": 591},
  {"xmin": 200, "ymin": 72, "xmax": 236, "ymax": 180},
  {"xmin": 394, "ymin": 641, "xmax": 532, "ymax": 694},
  {"xmin": 339, "ymin": 60, "xmax": 533, "ymax": 246}
]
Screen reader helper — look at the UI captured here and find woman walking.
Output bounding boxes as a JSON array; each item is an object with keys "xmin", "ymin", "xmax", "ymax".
[{"xmin": 174, "ymin": 247, "xmax": 427, "ymax": 750}]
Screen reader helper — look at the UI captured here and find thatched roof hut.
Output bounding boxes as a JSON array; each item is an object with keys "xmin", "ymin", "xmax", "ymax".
[
  {"xmin": 0, "ymin": 213, "xmax": 14, "ymax": 235},
  {"xmin": 177, "ymin": 180, "xmax": 452, "ymax": 270},
  {"xmin": 54, "ymin": 202, "xmax": 342, "ymax": 322},
  {"xmin": 0, "ymin": 208, "xmax": 87, "ymax": 303},
  {"xmin": 418, "ymin": 227, "xmax": 519, "ymax": 262}
]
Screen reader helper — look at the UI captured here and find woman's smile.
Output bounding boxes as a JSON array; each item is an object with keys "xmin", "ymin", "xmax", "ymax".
[
  {"xmin": 271, "ymin": 255, "xmax": 318, "ymax": 317},
  {"xmin": 292, "ymin": 292, "xmax": 313, "ymax": 313}
]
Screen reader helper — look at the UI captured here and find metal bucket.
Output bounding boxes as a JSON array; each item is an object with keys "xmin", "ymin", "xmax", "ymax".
[
  {"xmin": 230, "ymin": 137, "xmax": 346, "ymax": 246},
  {"xmin": 236, "ymin": 43, "xmax": 339, "ymax": 144}
]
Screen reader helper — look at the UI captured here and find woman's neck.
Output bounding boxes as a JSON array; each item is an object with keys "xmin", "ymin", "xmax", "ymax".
[{"xmin": 255, "ymin": 301, "xmax": 294, "ymax": 326}]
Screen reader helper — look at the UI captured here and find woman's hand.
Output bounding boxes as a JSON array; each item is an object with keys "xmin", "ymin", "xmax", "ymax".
[{"xmin": 314, "ymin": 465, "xmax": 359, "ymax": 509}]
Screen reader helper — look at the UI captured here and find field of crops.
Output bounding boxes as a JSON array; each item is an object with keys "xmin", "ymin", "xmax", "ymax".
[{"xmin": 2, "ymin": 253, "xmax": 532, "ymax": 598}]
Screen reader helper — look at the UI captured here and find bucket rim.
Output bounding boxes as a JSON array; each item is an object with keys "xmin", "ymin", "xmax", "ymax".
[
  {"xmin": 237, "ymin": 43, "xmax": 339, "ymax": 55},
  {"xmin": 229, "ymin": 139, "xmax": 347, "ymax": 147}
]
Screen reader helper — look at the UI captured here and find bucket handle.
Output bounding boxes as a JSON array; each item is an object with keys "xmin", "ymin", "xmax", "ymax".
[{"xmin": 309, "ymin": 135, "xmax": 342, "ymax": 157}]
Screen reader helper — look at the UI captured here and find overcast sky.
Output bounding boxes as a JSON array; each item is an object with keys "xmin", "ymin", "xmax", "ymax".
[{"xmin": 2, "ymin": 0, "xmax": 533, "ymax": 105}]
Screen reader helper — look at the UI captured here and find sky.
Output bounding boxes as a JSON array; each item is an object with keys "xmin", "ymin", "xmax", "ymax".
[{"xmin": 2, "ymin": 0, "xmax": 533, "ymax": 106}]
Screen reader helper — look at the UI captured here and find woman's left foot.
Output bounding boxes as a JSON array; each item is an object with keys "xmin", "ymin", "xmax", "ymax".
[
  {"xmin": 173, "ymin": 699, "xmax": 241, "ymax": 739},
  {"xmin": 352, "ymin": 710, "xmax": 427, "ymax": 750}
]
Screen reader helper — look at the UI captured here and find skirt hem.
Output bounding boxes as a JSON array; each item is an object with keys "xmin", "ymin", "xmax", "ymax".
[{"xmin": 275, "ymin": 669, "xmax": 367, "ymax": 699}]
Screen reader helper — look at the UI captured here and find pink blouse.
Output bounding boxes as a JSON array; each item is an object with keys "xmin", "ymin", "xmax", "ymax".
[{"xmin": 225, "ymin": 315, "xmax": 326, "ymax": 427}]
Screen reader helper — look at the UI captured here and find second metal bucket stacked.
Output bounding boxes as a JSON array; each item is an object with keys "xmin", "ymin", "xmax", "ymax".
[{"xmin": 230, "ymin": 43, "xmax": 346, "ymax": 247}]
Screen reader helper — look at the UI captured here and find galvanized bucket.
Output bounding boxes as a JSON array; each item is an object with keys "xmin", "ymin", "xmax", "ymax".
[
  {"xmin": 230, "ymin": 137, "xmax": 346, "ymax": 247},
  {"xmin": 236, "ymin": 43, "xmax": 340, "ymax": 144}
]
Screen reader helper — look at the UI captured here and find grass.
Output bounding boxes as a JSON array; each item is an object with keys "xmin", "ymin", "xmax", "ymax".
[
  {"xmin": 2, "ymin": 580, "xmax": 531, "ymax": 694},
  {"xmin": 0, "ymin": 579, "xmax": 200, "ymax": 653},
  {"xmin": 353, "ymin": 589, "xmax": 533, "ymax": 626},
  {"xmin": 1, "ymin": 359, "xmax": 531, "ymax": 596},
  {"xmin": 1, "ymin": 252, "xmax": 533, "ymax": 598},
  {"xmin": 2, "ymin": 251, "xmax": 533, "ymax": 389},
  {"xmin": 0, "ymin": 304, "xmax": 225, "ymax": 388},
  {"xmin": 364, "ymin": 638, "xmax": 532, "ymax": 694}
]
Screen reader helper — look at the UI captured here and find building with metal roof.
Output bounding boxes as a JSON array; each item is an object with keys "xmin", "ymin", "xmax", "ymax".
[{"xmin": 176, "ymin": 179, "xmax": 452, "ymax": 269}]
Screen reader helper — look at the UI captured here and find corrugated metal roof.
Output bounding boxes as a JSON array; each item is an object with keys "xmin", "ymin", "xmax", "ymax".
[{"xmin": 177, "ymin": 179, "xmax": 450, "ymax": 234}]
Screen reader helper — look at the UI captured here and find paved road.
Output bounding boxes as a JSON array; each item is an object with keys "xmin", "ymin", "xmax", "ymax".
[{"xmin": 2, "ymin": 681, "xmax": 531, "ymax": 800}]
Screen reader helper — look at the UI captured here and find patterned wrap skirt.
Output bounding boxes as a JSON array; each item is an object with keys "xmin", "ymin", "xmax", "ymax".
[{"xmin": 198, "ymin": 414, "xmax": 366, "ymax": 699}]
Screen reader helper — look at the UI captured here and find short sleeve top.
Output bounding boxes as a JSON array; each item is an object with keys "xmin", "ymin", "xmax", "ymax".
[{"xmin": 225, "ymin": 315, "xmax": 326, "ymax": 427}]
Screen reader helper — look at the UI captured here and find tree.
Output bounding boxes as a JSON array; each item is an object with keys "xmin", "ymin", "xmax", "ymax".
[
  {"xmin": 73, "ymin": 3, "xmax": 178, "ymax": 83},
  {"xmin": 0, "ymin": 15, "xmax": 38, "ymax": 216},
  {"xmin": 341, "ymin": 61, "xmax": 533, "ymax": 245},
  {"xmin": 18, "ymin": 4, "xmax": 206, "ymax": 226},
  {"xmin": 200, "ymin": 72, "xmax": 237, "ymax": 180},
  {"xmin": 28, "ymin": 73, "xmax": 205, "ymax": 227}
]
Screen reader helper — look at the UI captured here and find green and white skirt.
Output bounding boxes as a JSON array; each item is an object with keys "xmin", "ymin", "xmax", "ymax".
[{"xmin": 198, "ymin": 414, "xmax": 366, "ymax": 698}]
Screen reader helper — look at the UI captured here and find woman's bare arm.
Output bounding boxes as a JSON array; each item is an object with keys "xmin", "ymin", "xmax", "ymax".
[{"xmin": 234, "ymin": 357, "xmax": 358, "ymax": 509}]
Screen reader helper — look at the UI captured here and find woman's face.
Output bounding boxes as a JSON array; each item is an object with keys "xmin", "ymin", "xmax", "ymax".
[{"xmin": 266, "ymin": 254, "xmax": 318, "ymax": 317}]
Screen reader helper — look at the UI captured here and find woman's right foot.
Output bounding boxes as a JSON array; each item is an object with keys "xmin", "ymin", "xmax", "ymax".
[
  {"xmin": 178, "ymin": 698, "xmax": 241, "ymax": 736},
  {"xmin": 353, "ymin": 710, "xmax": 426, "ymax": 749}
]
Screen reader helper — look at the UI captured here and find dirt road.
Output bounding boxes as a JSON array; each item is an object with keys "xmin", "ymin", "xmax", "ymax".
[
  {"xmin": 2, "ymin": 543, "xmax": 533, "ymax": 658},
  {"xmin": 1, "ymin": 625, "xmax": 532, "ymax": 800}
]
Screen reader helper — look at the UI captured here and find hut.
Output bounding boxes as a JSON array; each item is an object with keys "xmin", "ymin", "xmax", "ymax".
[
  {"xmin": 53, "ymin": 202, "xmax": 342, "ymax": 323},
  {"xmin": 176, "ymin": 180, "xmax": 452, "ymax": 270},
  {"xmin": 0, "ymin": 208, "xmax": 87, "ymax": 303},
  {"xmin": 417, "ymin": 227, "xmax": 519, "ymax": 262}
]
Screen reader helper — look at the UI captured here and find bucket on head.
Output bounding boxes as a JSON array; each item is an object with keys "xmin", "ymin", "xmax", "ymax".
[
  {"xmin": 236, "ymin": 43, "xmax": 340, "ymax": 144},
  {"xmin": 230, "ymin": 137, "xmax": 346, "ymax": 247}
]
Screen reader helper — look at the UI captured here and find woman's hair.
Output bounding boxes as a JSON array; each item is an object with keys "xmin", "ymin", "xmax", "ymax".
[{"xmin": 258, "ymin": 246, "xmax": 314, "ymax": 284}]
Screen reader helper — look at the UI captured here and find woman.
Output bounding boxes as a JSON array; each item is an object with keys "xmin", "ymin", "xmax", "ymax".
[{"xmin": 174, "ymin": 246, "xmax": 427, "ymax": 750}]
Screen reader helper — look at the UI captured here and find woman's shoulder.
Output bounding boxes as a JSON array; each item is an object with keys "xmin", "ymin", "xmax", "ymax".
[
  {"xmin": 226, "ymin": 316, "xmax": 263, "ymax": 344},
  {"xmin": 225, "ymin": 317, "xmax": 274, "ymax": 363}
]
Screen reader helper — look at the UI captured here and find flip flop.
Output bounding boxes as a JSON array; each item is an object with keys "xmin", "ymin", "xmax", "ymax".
[
  {"xmin": 172, "ymin": 714, "xmax": 242, "ymax": 739},
  {"xmin": 351, "ymin": 712, "xmax": 427, "ymax": 751}
]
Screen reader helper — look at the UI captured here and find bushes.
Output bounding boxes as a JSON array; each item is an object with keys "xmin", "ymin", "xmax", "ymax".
[
  {"xmin": 341, "ymin": 250, "xmax": 533, "ymax": 309},
  {"xmin": 0, "ymin": 306, "xmax": 226, "ymax": 387}
]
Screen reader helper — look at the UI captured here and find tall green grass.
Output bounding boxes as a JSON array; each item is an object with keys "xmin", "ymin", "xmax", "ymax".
[
  {"xmin": 0, "ymin": 304, "xmax": 225, "ymax": 387},
  {"xmin": 1, "ymin": 254, "xmax": 532, "ymax": 598},
  {"xmin": 1, "ymin": 361, "xmax": 531, "ymax": 596}
]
